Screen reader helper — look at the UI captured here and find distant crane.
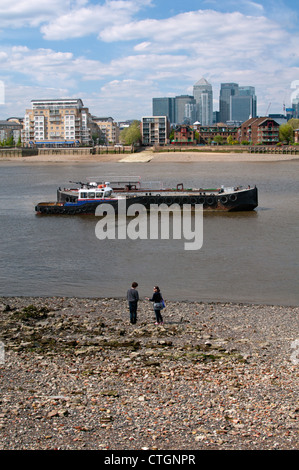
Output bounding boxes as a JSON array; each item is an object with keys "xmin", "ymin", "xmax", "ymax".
[{"xmin": 265, "ymin": 103, "xmax": 271, "ymax": 116}]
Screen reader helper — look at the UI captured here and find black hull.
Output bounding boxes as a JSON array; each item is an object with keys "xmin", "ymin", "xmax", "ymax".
[{"xmin": 35, "ymin": 187, "xmax": 258, "ymax": 215}]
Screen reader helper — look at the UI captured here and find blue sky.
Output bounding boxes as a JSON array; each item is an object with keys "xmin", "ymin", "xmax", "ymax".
[{"xmin": 0, "ymin": 0, "xmax": 299, "ymax": 121}]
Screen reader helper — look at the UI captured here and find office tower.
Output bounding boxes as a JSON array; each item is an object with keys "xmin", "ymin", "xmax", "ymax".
[
  {"xmin": 291, "ymin": 85, "xmax": 299, "ymax": 118},
  {"xmin": 184, "ymin": 102, "xmax": 197, "ymax": 124},
  {"xmin": 152, "ymin": 97, "xmax": 175, "ymax": 124},
  {"xmin": 292, "ymin": 100, "xmax": 299, "ymax": 118},
  {"xmin": 230, "ymin": 86, "xmax": 257, "ymax": 122},
  {"xmin": 193, "ymin": 78, "xmax": 213, "ymax": 125},
  {"xmin": 219, "ymin": 83, "xmax": 239, "ymax": 123},
  {"xmin": 175, "ymin": 95, "xmax": 196, "ymax": 125}
]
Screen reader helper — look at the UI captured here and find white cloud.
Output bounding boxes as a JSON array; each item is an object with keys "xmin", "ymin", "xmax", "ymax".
[
  {"xmin": 0, "ymin": 0, "xmax": 69, "ymax": 28},
  {"xmin": 0, "ymin": 2, "xmax": 298, "ymax": 119},
  {"xmin": 0, "ymin": 83, "xmax": 69, "ymax": 118},
  {"xmin": 40, "ymin": 0, "xmax": 153, "ymax": 40}
]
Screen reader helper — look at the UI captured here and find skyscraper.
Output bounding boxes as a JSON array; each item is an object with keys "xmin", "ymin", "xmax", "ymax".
[
  {"xmin": 175, "ymin": 95, "xmax": 196, "ymax": 125},
  {"xmin": 193, "ymin": 78, "xmax": 213, "ymax": 125},
  {"xmin": 230, "ymin": 86, "xmax": 257, "ymax": 122},
  {"xmin": 219, "ymin": 83, "xmax": 239, "ymax": 123},
  {"xmin": 291, "ymin": 85, "xmax": 299, "ymax": 118},
  {"xmin": 152, "ymin": 97, "xmax": 175, "ymax": 124}
]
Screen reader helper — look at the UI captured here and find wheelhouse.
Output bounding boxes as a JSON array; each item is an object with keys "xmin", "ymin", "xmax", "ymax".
[{"xmin": 78, "ymin": 182, "xmax": 113, "ymax": 200}]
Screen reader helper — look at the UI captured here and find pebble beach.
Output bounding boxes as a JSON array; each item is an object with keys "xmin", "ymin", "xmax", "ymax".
[{"xmin": 0, "ymin": 296, "xmax": 298, "ymax": 450}]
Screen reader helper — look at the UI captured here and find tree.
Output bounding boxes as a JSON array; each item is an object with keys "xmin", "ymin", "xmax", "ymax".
[
  {"xmin": 213, "ymin": 135, "xmax": 223, "ymax": 145},
  {"xmin": 169, "ymin": 129, "xmax": 175, "ymax": 142},
  {"xmin": 279, "ymin": 124, "xmax": 294, "ymax": 144},
  {"xmin": 120, "ymin": 120, "xmax": 141, "ymax": 145},
  {"xmin": 287, "ymin": 118, "xmax": 299, "ymax": 130}
]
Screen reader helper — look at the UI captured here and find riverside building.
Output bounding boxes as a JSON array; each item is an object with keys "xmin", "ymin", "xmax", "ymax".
[
  {"xmin": 141, "ymin": 116, "xmax": 169, "ymax": 146},
  {"xmin": 92, "ymin": 117, "xmax": 120, "ymax": 144},
  {"xmin": 238, "ymin": 117, "xmax": 279, "ymax": 145},
  {"xmin": 22, "ymin": 99, "xmax": 100, "ymax": 147},
  {"xmin": 0, "ymin": 118, "xmax": 22, "ymax": 144}
]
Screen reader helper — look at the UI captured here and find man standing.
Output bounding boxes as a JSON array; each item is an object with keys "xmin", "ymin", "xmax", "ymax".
[{"xmin": 127, "ymin": 282, "xmax": 139, "ymax": 324}]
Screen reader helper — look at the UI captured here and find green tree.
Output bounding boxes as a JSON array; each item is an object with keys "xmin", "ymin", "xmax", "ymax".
[
  {"xmin": 279, "ymin": 124, "xmax": 294, "ymax": 144},
  {"xmin": 214, "ymin": 135, "xmax": 223, "ymax": 145},
  {"xmin": 287, "ymin": 118, "xmax": 299, "ymax": 130},
  {"xmin": 120, "ymin": 120, "xmax": 141, "ymax": 145}
]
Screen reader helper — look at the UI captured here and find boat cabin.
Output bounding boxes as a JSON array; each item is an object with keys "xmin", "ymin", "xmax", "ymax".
[{"xmin": 78, "ymin": 182, "xmax": 113, "ymax": 200}]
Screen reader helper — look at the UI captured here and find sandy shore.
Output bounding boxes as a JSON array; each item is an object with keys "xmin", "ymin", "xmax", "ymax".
[
  {"xmin": 0, "ymin": 296, "xmax": 298, "ymax": 450},
  {"xmin": 1, "ymin": 150, "xmax": 299, "ymax": 164}
]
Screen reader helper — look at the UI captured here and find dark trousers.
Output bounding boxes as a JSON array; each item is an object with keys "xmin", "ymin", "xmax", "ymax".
[
  {"xmin": 154, "ymin": 309, "xmax": 163, "ymax": 324},
  {"xmin": 129, "ymin": 301, "xmax": 138, "ymax": 324}
]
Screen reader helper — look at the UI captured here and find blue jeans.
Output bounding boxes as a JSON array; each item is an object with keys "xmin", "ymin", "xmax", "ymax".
[{"xmin": 129, "ymin": 301, "xmax": 138, "ymax": 324}]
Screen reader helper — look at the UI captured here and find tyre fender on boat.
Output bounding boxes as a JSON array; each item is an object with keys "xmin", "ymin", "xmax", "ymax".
[
  {"xmin": 220, "ymin": 195, "xmax": 228, "ymax": 204},
  {"xmin": 206, "ymin": 196, "xmax": 215, "ymax": 205}
]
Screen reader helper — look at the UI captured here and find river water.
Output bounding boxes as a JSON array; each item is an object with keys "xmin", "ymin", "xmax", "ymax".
[{"xmin": 0, "ymin": 159, "xmax": 298, "ymax": 306}]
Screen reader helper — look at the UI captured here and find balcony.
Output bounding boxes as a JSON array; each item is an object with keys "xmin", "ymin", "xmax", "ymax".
[{"xmin": 49, "ymin": 116, "xmax": 61, "ymax": 123}]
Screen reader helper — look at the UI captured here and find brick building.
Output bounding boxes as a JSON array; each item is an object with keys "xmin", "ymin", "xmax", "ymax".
[
  {"xmin": 238, "ymin": 117, "xmax": 280, "ymax": 145},
  {"xmin": 193, "ymin": 123, "xmax": 237, "ymax": 144},
  {"xmin": 172, "ymin": 125, "xmax": 196, "ymax": 145}
]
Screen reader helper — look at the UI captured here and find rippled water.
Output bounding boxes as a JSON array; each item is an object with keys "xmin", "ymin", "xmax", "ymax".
[{"xmin": 0, "ymin": 159, "xmax": 298, "ymax": 306}]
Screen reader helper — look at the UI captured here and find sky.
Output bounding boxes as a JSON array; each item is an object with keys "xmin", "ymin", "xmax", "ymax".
[{"xmin": 0, "ymin": 0, "xmax": 299, "ymax": 121}]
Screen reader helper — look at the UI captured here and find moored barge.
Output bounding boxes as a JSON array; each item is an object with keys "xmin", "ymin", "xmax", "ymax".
[{"xmin": 35, "ymin": 178, "xmax": 258, "ymax": 215}]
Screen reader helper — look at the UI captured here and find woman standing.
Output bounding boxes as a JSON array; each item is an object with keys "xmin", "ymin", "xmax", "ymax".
[{"xmin": 146, "ymin": 286, "xmax": 164, "ymax": 325}]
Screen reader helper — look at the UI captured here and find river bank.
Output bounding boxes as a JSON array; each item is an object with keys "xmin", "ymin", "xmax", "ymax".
[
  {"xmin": 1, "ymin": 150, "xmax": 299, "ymax": 164},
  {"xmin": 0, "ymin": 296, "xmax": 298, "ymax": 450}
]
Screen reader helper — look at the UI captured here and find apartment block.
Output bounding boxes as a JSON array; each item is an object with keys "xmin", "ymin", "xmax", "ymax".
[
  {"xmin": 238, "ymin": 117, "xmax": 279, "ymax": 145},
  {"xmin": 92, "ymin": 117, "xmax": 120, "ymax": 144},
  {"xmin": 0, "ymin": 118, "xmax": 22, "ymax": 144},
  {"xmin": 141, "ymin": 116, "xmax": 169, "ymax": 146},
  {"xmin": 22, "ymin": 99, "xmax": 100, "ymax": 147},
  {"xmin": 193, "ymin": 123, "xmax": 238, "ymax": 144}
]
